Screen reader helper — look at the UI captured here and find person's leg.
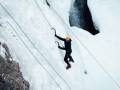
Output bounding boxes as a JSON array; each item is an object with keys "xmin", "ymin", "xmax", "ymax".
[
  {"xmin": 69, "ymin": 55, "xmax": 74, "ymax": 62},
  {"xmin": 64, "ymin": 53, "xmax": 71, "ymax": 69},
  {"xmin": 64, "ymin": 54, "xmax": 69, "ymax": 65},
  {"xmin": 67, "ymin": 51, "xmax": 74, "ymax": 62}
]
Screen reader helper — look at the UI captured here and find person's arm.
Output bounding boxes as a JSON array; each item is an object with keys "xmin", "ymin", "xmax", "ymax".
[
  {"xmin": 55, "ymin": 34, "xmax": 66, "ymax": 41},
  {"xmin": 58, "ymin": 46, "xmax": 66, "ymax": 50}
]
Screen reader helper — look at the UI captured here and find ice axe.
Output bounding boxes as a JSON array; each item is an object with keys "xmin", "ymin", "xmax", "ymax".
[
  {"xmin": 51, "ymin": 28, "xmax": 56, "ymax": 35},
  {"xmin": 55, "ymin": 41, "xmax": 60, "ymax": 46}
]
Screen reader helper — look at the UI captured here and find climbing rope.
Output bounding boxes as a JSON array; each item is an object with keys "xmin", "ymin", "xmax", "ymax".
[
  {"xmin": 79, "ymin": 48, "xmax": 87, "ymax": 74},
  {"xmin": 7, "ymin": 22, "xmax": 62, "ymax": 90},
  {"xmin": 0, "ymin": 3, "xmax": 71, "ymax": 90},
  {"xmin": 44, "ymin": 1, "xmax": 120, "ymax": 89},
  {"xmin": 44, "ymin": 0, "xmax": 87, "ymax": 75},
  {"xmin": 1, "ymin": 1, "xmax": 120, "ymax": 89},
  {"xmin": 46, "ymin": 3, "xmax": 70, "ymax": 35},
  {"xmin": 33, "ymin": 0, "xmax": 87, "ymax": 77},
  {"xmin": 34, "ymin": 0, "xmax": 52, "ymax": 28},
  {"xmin": 34, "ymin": 0, "xmax": 64, "ymax": 47},
  {"xmin": 33, "ymin": 1, "xmax": 71, "ymax": 89},
  {"xmin": 33, "ymin": 2, "xmax": 87, "ymax": 90}
]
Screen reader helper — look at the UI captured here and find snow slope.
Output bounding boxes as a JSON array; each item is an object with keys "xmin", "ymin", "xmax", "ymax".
[{"xmin": 0, "ymin": 0, "xmax": 120, "ymax": 90}]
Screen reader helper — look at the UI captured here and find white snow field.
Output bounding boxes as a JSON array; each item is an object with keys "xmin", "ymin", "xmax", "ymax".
[{"xmin": 0, "ymin": 0, "xmax": 120, "ymax": 90}]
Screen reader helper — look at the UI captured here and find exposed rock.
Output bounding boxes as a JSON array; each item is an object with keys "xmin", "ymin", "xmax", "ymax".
[
  {"xmin": 69, "ymin": 0, "xmax": 99, "ymax": 35},
  {"xmin": 0, "ymin": 75, "xmax": 13, "ymax": 90},
  {"xmin": 2, "ymin": 43, "xmax": 12, "ymax": 61},
  {"xmin": 0, "ymin": 42, "xmax": 29, "ymax": 90}
]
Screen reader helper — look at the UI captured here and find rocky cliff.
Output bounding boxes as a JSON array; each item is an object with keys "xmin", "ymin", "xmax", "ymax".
[{"xmin": 0, "ymin": 42, "xmax": 29, "ymax": 90}]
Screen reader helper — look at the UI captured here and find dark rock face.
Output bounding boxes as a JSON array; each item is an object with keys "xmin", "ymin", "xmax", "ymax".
[
  {"xmin": 0, "ymin": 42, "xmax": 29, "ymax": 90},
  {"xmin": 0, "ymin": 75, "xmax": 13, "ymax": 90},
  {"xmin": 69, "ymin": 0, "xmax": 99, "ymax": 35}
]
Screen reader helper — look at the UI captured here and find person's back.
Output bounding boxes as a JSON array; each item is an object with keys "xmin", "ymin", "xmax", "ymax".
[{"xmin": 64, "ymin": 39, "xmax": 72, "ymax": 52}]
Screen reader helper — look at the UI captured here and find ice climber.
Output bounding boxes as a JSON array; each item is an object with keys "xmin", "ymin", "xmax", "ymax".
[{"xmin": 55, "ymin": 32, "xmax": 74, "ymax": 70}]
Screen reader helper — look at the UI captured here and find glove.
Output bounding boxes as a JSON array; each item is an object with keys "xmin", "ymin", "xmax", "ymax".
[
  {"xmin": 54, "ymin": 30, "xmax": 57, "ymax": 37},
  {"xmin": 55, "ymin": 33, "xmax": 57, "ymax": 37},
  {"xmin": 58, "ymin": 46, "xmax": 60, "ymax": 48}
]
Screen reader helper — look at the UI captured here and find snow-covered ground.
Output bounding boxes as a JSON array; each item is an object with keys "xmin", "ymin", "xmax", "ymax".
[{"xmin": 0, "ymin": 0, "xmax": 120, "ymax": 90}]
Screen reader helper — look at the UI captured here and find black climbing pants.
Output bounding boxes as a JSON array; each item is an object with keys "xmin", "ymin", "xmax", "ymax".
[{"xmin": 64, "ymin": 50, "xmax": 73, "ymax": 65}]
